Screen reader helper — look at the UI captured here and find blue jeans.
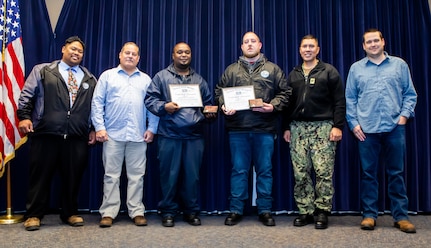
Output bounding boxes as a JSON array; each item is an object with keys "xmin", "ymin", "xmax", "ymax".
[
  {"xmin": 228, "ymin": 132, "xmax": 275, "ymax": 215},
  {"xmin": 359, "ymin": 125, "xmax": 410, "ymax": 222}
]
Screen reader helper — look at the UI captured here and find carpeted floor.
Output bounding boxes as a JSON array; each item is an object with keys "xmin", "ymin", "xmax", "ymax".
[{"xmin": 1, "ymin": 213, "xmax": 430, "ymax": 248}]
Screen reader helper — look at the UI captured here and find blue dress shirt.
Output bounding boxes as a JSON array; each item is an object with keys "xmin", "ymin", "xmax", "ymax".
[
  {"xmin": 91, "ymin": 65, "xmax": 159, "ymax": 142},
  {"xmin": 345, "ymin": 52, "xmax": 417, "ymax": 133},
  {"xmin": 59, "ymin": 61, "xmax": 84, "ymax": 106}
]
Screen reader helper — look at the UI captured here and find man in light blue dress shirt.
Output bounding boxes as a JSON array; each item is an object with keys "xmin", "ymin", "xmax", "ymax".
[
  {"xmin": 346, "ymin": 29, "xmax": 417, "ymax": 233},
  {"xmin": 91, "ymin": 42, "xmax": 159, "ymax": 228}
]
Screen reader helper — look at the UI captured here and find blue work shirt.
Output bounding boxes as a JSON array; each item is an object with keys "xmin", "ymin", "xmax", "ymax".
[
  {"xmin": 91, "ymin": 65, "xmax": 159, "ymax": 142},
  {"xmin": 345, "ymin": 52, "xmax": 417, "ymax": 133}
]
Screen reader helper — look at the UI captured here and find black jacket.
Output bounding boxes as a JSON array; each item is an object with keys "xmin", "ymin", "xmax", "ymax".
[
  {"xmin": 215, "ymin": 54, "xmax": 291, "ymax": 133},
  {"xmin": 17, "ymin": 61, "xmax": 97, "ymax": 139},
  {"xmin": 283, "ymin": 60, "xmax": 345, "ymax": 130}
]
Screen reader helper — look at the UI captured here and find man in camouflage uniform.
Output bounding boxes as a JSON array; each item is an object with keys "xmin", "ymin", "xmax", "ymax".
[{"xmin": 283, "ymin": 35, "xmax": 345, "ymax": 229}]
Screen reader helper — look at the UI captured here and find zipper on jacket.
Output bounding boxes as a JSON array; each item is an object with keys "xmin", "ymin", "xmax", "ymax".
[
  {"xmin": 65, "ymin": 110, "xmax": 71, "ymax": 139},
  {"xmin": 300, "ymin": 71, "xmax": 309, "ymax": 114}
]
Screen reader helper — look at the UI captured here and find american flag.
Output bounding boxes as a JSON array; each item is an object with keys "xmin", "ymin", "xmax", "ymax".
[{"xmin": 0, "ymin": 0, "xmax": 25, "ymax": 177}]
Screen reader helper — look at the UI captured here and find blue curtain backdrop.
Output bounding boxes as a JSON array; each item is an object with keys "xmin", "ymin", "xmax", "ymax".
[
  {"xmin": 2, "ymin": 0, "xmax": 430, "ymax": 215},
  {"xmin": 253, "ymin": 0, "xmax": 431, "ymax": 213}
]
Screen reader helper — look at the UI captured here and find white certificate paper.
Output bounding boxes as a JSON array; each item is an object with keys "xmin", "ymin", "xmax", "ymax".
[
  {"xmin": 222, "ymin": 85, "xmax": 256, "ymax": 111},
  {"xmin": 169, "ymin": 84, "xmax": 203, "ymax": 107}
]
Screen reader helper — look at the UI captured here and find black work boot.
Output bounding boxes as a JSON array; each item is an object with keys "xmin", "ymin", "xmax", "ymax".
[{"xmin": 314, "ymin": 209, "xmax": 329, "ymax": 229}]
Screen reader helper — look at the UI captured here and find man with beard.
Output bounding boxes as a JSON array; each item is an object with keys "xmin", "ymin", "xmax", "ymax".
[
  {"xmin": 145, "ymin": 42, "xmax": 214, "ymax": 227},
  {"xmin": 215, "ymin": 32, "xmax": 291, "ymax": 226}
]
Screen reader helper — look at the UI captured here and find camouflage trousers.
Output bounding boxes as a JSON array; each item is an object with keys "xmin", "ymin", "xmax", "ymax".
[{"xmin": 290, "ymin": 120, "xmax": 336, "ymax": 214}]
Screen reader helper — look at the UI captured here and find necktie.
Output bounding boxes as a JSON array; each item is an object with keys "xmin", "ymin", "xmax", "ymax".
[{"xmin": 67, "ymin": 68, "xmax": 78, "ymax": 104}]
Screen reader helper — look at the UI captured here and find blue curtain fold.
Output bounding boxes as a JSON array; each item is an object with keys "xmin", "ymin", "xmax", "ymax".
[
  {"xmin": 3, "ymin": 0, "xmax": 430, "ymax": 214},
  {"xmin": 20, "ymin": 0, "xmax": 55, "ymax": 75}
]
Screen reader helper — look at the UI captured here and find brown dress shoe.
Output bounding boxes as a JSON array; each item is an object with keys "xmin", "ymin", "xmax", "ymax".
[
  {"xmin": 99, "ymin": 217, "xmax": 113, "ymax": 228},
  {"xmin": 133, "ymin": 216, "xmax": 147, "ymax": 226},
  {"xmin": 24, "ymin": 217, "xmax": 40, "ymax": 231},
  {"xmin": 360, "ymin": 218, "xmax": 376, "ymax": 230},
  {"xmin": 67, "ymin": 215, "xmax": 84, "ymax": 227},
  {"xmin": 394, "ymin": 220, "xmax": 416, "ymax": 233}
]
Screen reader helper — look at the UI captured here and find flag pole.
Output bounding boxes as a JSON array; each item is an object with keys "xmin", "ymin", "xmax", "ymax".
[{"xmin": 0, "ymin": 162, "xmax": 24, "ymax": 224}]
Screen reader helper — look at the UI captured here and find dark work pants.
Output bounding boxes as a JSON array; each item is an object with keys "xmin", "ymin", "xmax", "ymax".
[
  {"xmin": 25, "ymin": 134, "xmax": 89, "ymax": 221},
  {"xmin": 157, "ymin": 136, "xmax": 204, "ymax": 217}
]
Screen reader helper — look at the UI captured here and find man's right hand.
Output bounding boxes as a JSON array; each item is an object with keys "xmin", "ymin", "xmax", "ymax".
[
  {"xmin": 18, "ymin": 119, "xmax": 34, "ymax": 134},
  {"xmin": 96, "ymin": 130, "xmax": 109, "ymax": 143},
  {"xmin": 353, "ymin": 125, "xmax": 366, "ymax": 141},
  {"xmin": 165, "ymin": 102, "xmax": 180, "ymax": 114},
  {"xmin": 221, "ymin": 105, "xmax": 236, "ymax": 116}
]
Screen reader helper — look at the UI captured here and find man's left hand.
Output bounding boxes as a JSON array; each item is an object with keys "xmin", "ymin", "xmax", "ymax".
[
  {"xmin": 329, "ymin": 127, "xmax": 342, "ymax": 142},
  {"xmin": 252, "ymin": 102, "xmax": 274, "ymax": 113},
  {"xmin": 88, "ymin": 130, "xmax": 96, "ymax": 145}
]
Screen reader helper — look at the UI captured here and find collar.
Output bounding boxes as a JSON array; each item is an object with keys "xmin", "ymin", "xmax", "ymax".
[
  {"xmin": 239, "ymin": 53, "xmax": 264, "ymax": 65},
  {"xmin": 116, "ymin": 65, "xmax": 140, "ymax": 76},
  {"xmin": 59, "ymin": 61, "xmax": 79, "ymax": 72},
  {"xmin": 167, "ymin": 63, "xmax": 194, "ymax": 76},
  {"xmin": 364, "ymin": 51, "xmax": 390, "ymax": 65}
]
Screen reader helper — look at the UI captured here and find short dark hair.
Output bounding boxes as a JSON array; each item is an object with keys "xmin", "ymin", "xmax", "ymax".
[
  {"xmin": 362, "ymin": 29, "xmax": 383, "ymax": 43},
  {"xmin": 242, "ymin": 31, "xmax": 261, "ymax": 44},
  {"xmin": 121, "ymin": 42, "xmax": 140, "ymax": 55},
  {"xmin": 300, "ymin": 34, "xmax": 319, "ymax": 46},
  {"xmin": 172, "ymin": 42, "xmax": 190, "ymax": 54},
  {"xmin": 64, "ymin": 36, "xmax": 85, "ymax": 50}
]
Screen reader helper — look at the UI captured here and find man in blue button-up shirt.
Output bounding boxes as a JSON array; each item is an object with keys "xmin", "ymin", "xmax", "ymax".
[
  {"xmin": 91, "ymin": 42, "xmax": 159, "ymax": 228},
  {"xmin": 346, "ymin": 29, "xmax": 417, "ymax": 234}
]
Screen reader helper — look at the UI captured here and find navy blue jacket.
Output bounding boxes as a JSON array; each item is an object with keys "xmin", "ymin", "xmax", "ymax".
[{"xmin": 145, "ymin": 64, "xmax": 213, "ymax": 139}]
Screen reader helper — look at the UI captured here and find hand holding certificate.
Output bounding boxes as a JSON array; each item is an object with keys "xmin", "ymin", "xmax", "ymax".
[{"xmin": 169, "ymin": 84, "xmax": 203, "ymax": 107}]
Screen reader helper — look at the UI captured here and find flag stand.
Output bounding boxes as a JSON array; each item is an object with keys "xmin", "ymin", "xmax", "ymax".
[{"xmin": 0, "ymin": 162, "xmax": 24, "ymax": 224}]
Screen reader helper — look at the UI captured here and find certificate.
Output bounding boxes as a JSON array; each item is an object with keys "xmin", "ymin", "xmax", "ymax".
[
  {"xmin": 169, "ymin": 84, "xmax": 203, "ymax": 107},
  {"xmin": 222, "ymin": 85, "xmax": 256, "ymax": 111}
]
